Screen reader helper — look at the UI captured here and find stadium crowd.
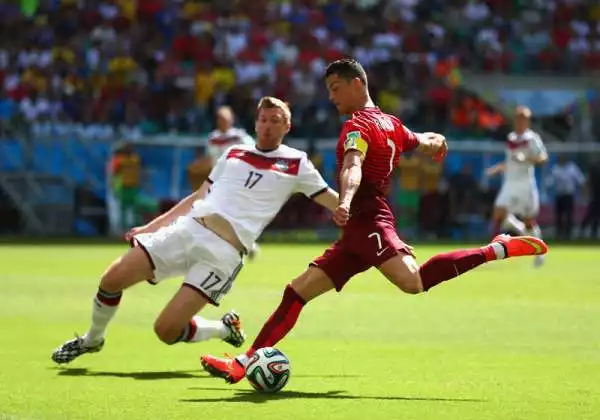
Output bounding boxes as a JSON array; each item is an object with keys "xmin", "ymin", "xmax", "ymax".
[{"xmin": 1, "ymin": 0, "xmax": 599, "ymax": 140}]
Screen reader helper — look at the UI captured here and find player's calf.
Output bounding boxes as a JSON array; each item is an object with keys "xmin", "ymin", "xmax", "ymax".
[{"xmin": 100, "ymin": 246, "xmax": 155, "ymax": 292}]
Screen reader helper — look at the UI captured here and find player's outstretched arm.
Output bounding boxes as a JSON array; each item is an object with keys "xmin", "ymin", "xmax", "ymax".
[
  {"xmin": 311, "ymin": 188, "xmax": 340, "ymax": 213},
  {"xmin": 527, "ymin": 151, "xmax": 548, "ymax": 165},
  {"xmin": 127, "ymin": 181, "xmax": 211, "ymax": 237},
  {"xmin": 486, "ymin": 162, "xmax": 505, "ymax": 177},
  {"xmin": 415, "ymin": 132, "xmax": 448, "ymax": 161}
]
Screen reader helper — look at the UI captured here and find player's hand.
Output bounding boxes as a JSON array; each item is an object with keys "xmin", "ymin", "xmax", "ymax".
[
  {"xmin": 512, "ymin": 152, "xmax": 527, "ymax": 163},
  {"xmin": 333, "ymin": 204, "xmax": 350, "ymax": 227},
  {"xmin": 124, "ymin": 225, "xmax": 150, "ymax": 243},
  {"xmin": 431, "ymin": 134, "xmax": 448, "ymax": 162},
  {"xmin": 485, "ymin": 167, "xmax": 497, "ymax": 177}
]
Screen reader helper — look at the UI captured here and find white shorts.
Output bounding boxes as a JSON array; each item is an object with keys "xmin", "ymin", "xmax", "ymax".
[
  {"xmin": 134, "ymin": 216, "xmax": 243, "ymax": 305},
  {"xmin": 494, "ymin": 182, "xmax": 539, "ymax": 218}
]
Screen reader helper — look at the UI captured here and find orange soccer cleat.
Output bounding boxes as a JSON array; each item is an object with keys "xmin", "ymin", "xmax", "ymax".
[
  {"xmin": 492, "ymin": 234, "xmax": 548, "ymax": 258},
  {"xmin": 201, "ymin": 354, "xmax": 246, "ymax": 384}
]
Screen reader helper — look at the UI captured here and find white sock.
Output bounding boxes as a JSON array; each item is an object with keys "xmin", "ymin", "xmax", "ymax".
[
  {"xmin": 185, "ymin": 316, "xmax": 229, "ymax": 343},
  {"xmin": 502, "ymin": 214, "xmax": 527, "ymax": 235},
  {"xmin": 83, "ymin": 289, "xmax": 122, "ymax": 346},
  {"xmin": 528, "ymin": 224, "xmax": 542, "ymax": 238},
  {"xmin": 489, "ymin": 242, "xmax": 506, "ymax": 260},
  {"xmin": 236, "ymin": 354, "xmax": 250, "ymax": 367}
]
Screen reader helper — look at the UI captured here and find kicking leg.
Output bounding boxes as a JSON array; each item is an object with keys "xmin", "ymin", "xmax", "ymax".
[
  {"xmin": 379, "ymin": 234, "xmax": 548, "ymax": 293},
  {"xmin": 51, "ymin": 245, "xmax": 154, "ymax": 364},
  {"xmin": 201, "ymin": 266, "xmax": 335, "ymax": 383}
]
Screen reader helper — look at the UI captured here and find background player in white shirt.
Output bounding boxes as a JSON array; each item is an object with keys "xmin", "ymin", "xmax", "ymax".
[
  {"xmin": 486, "ymin": 106, "xmax": 548, "ymax": 266},
  {"xmin": 208, "ymin": 105, "xmax": 260, "ymax": 260},
  {"xmin": 51, "ymin": 97, "xmax": 340, "ymax": 364},
  {"xmin": 207, "ymin": 106, "xmax": 255, "ymax": 162}
]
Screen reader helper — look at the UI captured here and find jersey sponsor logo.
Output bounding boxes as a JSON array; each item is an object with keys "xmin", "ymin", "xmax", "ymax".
[{"xmin": 227, "ymin": 149, "xmax": 300, "ymax": 175}]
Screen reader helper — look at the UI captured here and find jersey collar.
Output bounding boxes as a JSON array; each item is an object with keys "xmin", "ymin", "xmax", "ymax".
[{"xmin": 255, "ymin": 145, "xmax": 280, "ymax": 153}]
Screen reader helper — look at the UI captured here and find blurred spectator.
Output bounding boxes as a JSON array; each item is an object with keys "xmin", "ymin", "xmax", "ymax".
[
  {"xmin": 418, "ymin": 157, "xmax": 444, "ymax": 237},
  {"xmin": 0, "ymin": 0, "xmax": 596, "ymax": 140},
  {"xmin": 546, "ymin": 155, "xmax": 585, "ymax": 239},
  {"xmin": 110, "ymin": 143, "xmax": 142, "ymax": 232},
  {"xmin": 448, "ymin": 164, "xmax": 479, "ymax": 217},
  {"xmin": 187, "ymin": 146, "xmax": 213, "ymax": 191},
  {"xmin": 396, "ymin": 153, "xmax": 422, "ymax": 232},
  {"xmin": 580, "ymin": 162, "xmax": 600, "ymax": 239}
]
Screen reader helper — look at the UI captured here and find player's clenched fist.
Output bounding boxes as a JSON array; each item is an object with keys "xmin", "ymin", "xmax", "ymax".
[
  {"xmin": 333, "ymin": 204, "xmax": 350, "ymax": 226},
  {"xmin": 429, "ymin": 133, "xmax": 448, "ymax": 162}
]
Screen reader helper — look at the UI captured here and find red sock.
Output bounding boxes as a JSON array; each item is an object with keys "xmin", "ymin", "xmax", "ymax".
[
  {"xmin": 419, "ymin": 248, "xmax": 491, "ymax": 291},
  {"xmin": 246, "ymin": 285, "xmax": 306, "ymax": 357}
]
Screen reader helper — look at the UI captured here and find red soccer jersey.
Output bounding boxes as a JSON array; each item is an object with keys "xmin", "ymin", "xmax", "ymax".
[{"xmin": 336, "ymin": 107, "xmax": 419, "ymax": 219}]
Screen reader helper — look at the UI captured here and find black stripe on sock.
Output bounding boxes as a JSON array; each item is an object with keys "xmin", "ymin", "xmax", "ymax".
[
  {"xmin": 96, "ymin": 288, "xmax": 122, "ymax": 306},
  {"xmin": 500, "ymin": 243, "xmax": 508, "ymax": 259}
]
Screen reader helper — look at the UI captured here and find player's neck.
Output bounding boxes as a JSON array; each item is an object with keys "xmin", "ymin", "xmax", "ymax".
[
  {"xmin": 255, "ymin": 144, "xmax": 280, "ymax": 153},
  {"xmin": 350, "ymin": 97, "xmax": 376, "ymax": 113}
]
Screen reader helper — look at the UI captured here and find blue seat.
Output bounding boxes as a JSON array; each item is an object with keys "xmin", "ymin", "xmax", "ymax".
[{"xmin": 0, "ymin": 139, "xmax": 24, "ymax": 171}]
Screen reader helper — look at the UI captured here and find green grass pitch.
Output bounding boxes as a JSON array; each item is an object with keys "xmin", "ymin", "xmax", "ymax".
[{"xmin": 1, "ymin": 243, "xmax": 599, "ymax": 420}]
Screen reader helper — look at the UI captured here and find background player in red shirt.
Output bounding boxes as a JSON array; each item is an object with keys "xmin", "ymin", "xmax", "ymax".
[{"xmin": 201, "ymin": 59, "xmax": 548, "ymax": 383}]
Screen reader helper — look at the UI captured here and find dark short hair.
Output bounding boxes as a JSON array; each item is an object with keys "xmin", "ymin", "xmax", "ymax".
[{"xmin": 324, "ymin": 58, "xmax": 368, "ymax": 85}]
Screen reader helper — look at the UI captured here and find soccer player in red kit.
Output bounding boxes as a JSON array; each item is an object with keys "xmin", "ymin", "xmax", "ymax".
[{"xmin": 201, "ymin": 58, "xmax": 548, "ymax": 383}]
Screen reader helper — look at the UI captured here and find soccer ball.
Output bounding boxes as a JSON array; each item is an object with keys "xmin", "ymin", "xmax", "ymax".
[{"xmin": 245, "ymin": 347, "xmax": 291, "ymax": 393}]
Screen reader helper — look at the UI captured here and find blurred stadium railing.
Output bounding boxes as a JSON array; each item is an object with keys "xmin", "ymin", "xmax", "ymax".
[{"xmin": 1, "ymin": 132, "xmax": 600, "ymax": 240}]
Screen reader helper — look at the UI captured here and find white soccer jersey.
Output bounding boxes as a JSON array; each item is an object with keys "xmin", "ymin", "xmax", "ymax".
[
  {"xmin": 190, "ymin": 144, "xmax": 329, "ymax": 251},
  {"xmin": 503, "ymin": 129, "xmax": 546, "ymax": 185},
  {"xmin": 207, "ymin": 127, "xmax": 255, "ymax": 159}
]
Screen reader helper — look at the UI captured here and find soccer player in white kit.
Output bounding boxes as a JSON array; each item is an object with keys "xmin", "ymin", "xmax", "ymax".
[
  {"xmin": 51, "ymin": 97, "xmax": 340, "ymax": 364},
  {"xmin": 486, "ymin": 106, "xmax": 548, "ymax": 266},
  {"xmin": 207, "ymin": 106, "xmax": 255, "ymax": 161},
  {"xmin": 208, "ymin": 106, "xmax": 261, "ymax": 260}
]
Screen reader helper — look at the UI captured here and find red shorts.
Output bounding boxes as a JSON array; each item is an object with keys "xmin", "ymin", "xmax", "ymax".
[{"xmin": 310, "ymin": 218, "xmax": 413, "ymax": 292}]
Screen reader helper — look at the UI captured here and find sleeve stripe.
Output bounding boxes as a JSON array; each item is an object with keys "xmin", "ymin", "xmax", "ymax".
[{"xmin": 309, "ymin": 187, "xmax": 328, "ymax": 199}]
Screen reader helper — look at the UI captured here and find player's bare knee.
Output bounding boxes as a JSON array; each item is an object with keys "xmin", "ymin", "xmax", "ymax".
[
  {"xmin": 153, "ymin": 318, "xmax": 181, "ymax": 345},
  {"xmin": 380, "ymin": 254, "xmax": 423, "ymax": 294},
  {"xmin": 396, "ymin": 271, "xmax": 422, "ymax": 294}
]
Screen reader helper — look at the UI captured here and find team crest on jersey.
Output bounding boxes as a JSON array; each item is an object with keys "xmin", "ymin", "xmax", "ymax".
[{"xmin": 274, "ymin": 160, "xmax": 289, "ymax": 172}]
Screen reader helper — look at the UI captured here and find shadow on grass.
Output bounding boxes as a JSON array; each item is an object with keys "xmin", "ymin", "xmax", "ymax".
[
  {"xmin": 54, "ymin": 369, "xmax": 363, "ymax": 381},
  {"xmin": 182, "ymin": 388, "xmax": 486, "ymax": 404},
  {"xmin": 54, "ymin": 367, "xmax": 210, "ymax": 380}
]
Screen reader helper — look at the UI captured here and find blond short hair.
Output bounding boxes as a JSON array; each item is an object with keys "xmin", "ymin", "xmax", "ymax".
[
  {"xmin": 217, "ymin": 106, "xmax": 234, "ymax": 120},
  {"xmin": 257, "ymin": 96, "xmax": 291, "ymax": 123},
  {"xmin": 515, "ymin": 105, "xmax": 532, "ymax": 119}
]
